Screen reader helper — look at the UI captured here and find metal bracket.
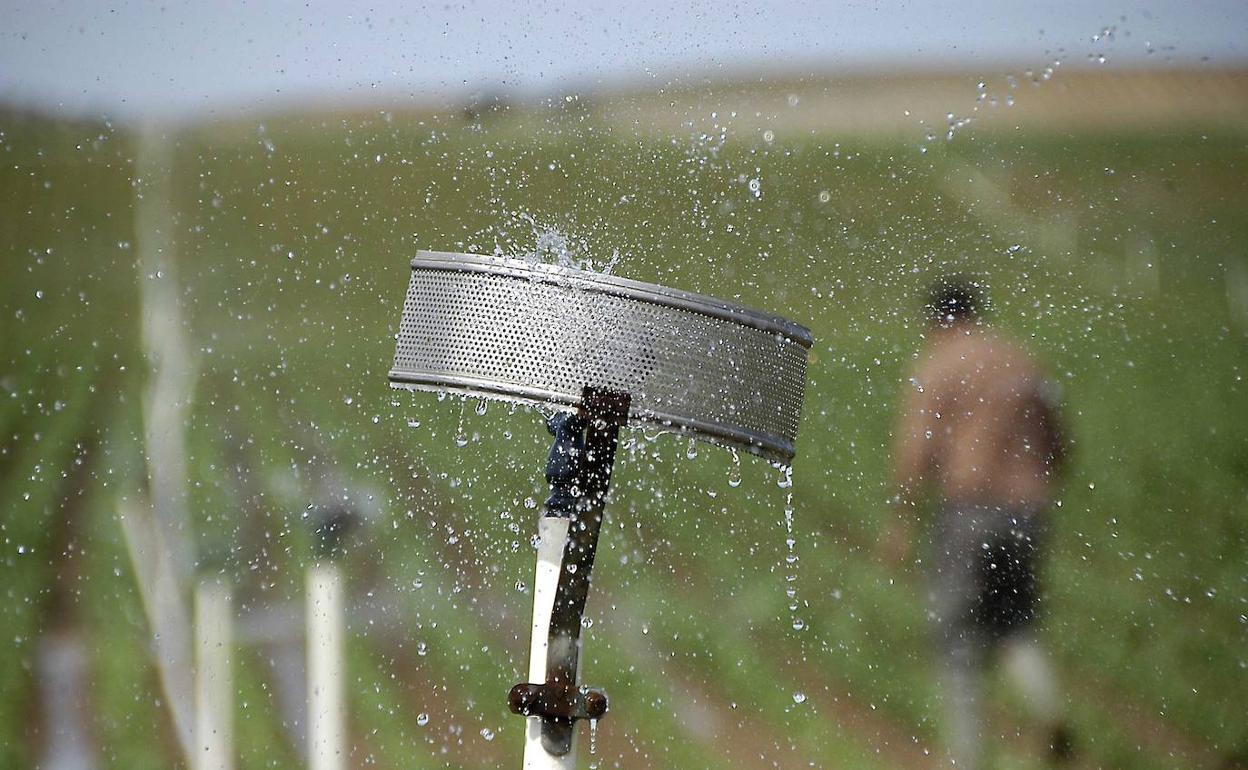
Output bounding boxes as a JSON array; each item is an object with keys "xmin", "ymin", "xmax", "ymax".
[
  {"xmin": 507, "ymin": 681, "xmax": 608, "ymax": 721},
  {"xmin": 509, "ymin": 386, "xmax": 630, "ymax": 756}
]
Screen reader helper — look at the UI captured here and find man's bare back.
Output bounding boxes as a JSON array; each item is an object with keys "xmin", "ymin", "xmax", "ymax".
[
  {"xmin": 888, "ymin": 278, "xmax": 1075, "ymax": 769},
  {"xmin": 895, "ymin": 324, "xmax": 1066, "ymax": 507}
]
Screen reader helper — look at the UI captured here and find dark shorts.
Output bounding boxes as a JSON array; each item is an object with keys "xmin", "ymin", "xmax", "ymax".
[{"xmin": 927, "ymin": 503, "xmax": 1045, "ymax": 653}]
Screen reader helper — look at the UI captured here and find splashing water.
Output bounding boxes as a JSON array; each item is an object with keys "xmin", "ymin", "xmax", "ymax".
[
  {"xmin": 777, "ymin": 464, "xmax": 805, "ymax": 633},
  {"xmin": 454, "ymin": 399, "xmax": 469, "ymax": 448},
  {"xmin": 533, "ymin": 226, "xmax": 576, "ymax": 268},
  {"xmin": 497, "ymin": 211, "xmax": 623, "ymax": 274},
  {"xmin": 727, "ymin": 448, "xmax": 742, "ymax": 488},
  {"xmin": 919, "ymin": 20, "xmax": 1119, "ymax": 152}
]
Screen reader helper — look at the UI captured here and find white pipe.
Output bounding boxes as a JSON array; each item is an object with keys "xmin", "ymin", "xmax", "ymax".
[
  {"xmin": 522, "ymin": 516, "xmax": 575, "ymax": 770},
  {"xmin": 307, "ymin": 562, "xmax": 345, "ymax": 770},
  {"xmin": 194, "ymin": 579, "xmax": 234, "ymax": 770}
]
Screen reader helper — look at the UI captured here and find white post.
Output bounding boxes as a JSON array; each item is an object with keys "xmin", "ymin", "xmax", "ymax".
[
  {"xmin": 194, "ymin": 579, "xmax": 234, "ymax": 770},
  {"xmin": 522, "ymin": 516, "xmax": 576, "ymax": 770},
  {"xmin": 307, "ymin": 562, "xmax": 345, "ymax": 770},
  {"xmin": 36, "ymin": 630, "xmax": 98, "ymax": 770}
]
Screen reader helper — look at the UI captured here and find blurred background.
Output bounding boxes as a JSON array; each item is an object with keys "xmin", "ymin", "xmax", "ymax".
[{"xmin": 2, "ymin": 1, "xmax": 1246, "ymax": 768}]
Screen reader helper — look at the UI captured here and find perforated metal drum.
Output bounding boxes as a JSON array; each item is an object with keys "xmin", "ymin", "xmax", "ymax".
[{"xmin": 389, "ymin": 251, "xmax": 812, "ymax": 463}]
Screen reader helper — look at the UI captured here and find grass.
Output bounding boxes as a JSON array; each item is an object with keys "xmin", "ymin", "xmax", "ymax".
[{"xmin": 1, "ymin": 99, "xmax": 1246, "ymax": 769}]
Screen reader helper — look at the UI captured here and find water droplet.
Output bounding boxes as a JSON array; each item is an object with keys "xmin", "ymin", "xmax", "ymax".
[
  {"xmin": 727, "ymin": 449, "xmax": 742, "ymax": 488},
  {"xmin": 588, "ymin": 719, "xmax": 599, "ymax": 767},
  {"xmin": 777, "ymin": 466, "xmax": 793, "ymax": 489},
  {"xmin": 792, "ymin": 691, "xmax": 807, "ymax": 704}
]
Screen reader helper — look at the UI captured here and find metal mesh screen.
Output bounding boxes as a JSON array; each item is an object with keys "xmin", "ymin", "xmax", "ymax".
[{"xmin": 389, "ymin": 251, "xmax": 812, "ymax": 463}]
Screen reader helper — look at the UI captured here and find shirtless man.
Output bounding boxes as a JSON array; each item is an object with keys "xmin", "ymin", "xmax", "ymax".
[{"xmin": 888, "ymin": 276, "xmax": 1073, "ymax": 769}]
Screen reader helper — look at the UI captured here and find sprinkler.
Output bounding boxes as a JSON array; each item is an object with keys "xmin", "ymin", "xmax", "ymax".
[{"xmin": 389, "ymin": 251, "xmax": 811, "ymax": 767}]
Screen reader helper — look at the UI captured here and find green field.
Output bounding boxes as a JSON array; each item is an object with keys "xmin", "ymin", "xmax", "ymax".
[{"xmin": 2, "ymin": 96, "xmax": 1246, "ymax": 769}]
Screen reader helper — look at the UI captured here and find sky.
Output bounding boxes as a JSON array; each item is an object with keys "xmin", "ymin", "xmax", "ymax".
[{"xmin": 2, "ymin": 0, "xmax": 1246, "ymax": 121}]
